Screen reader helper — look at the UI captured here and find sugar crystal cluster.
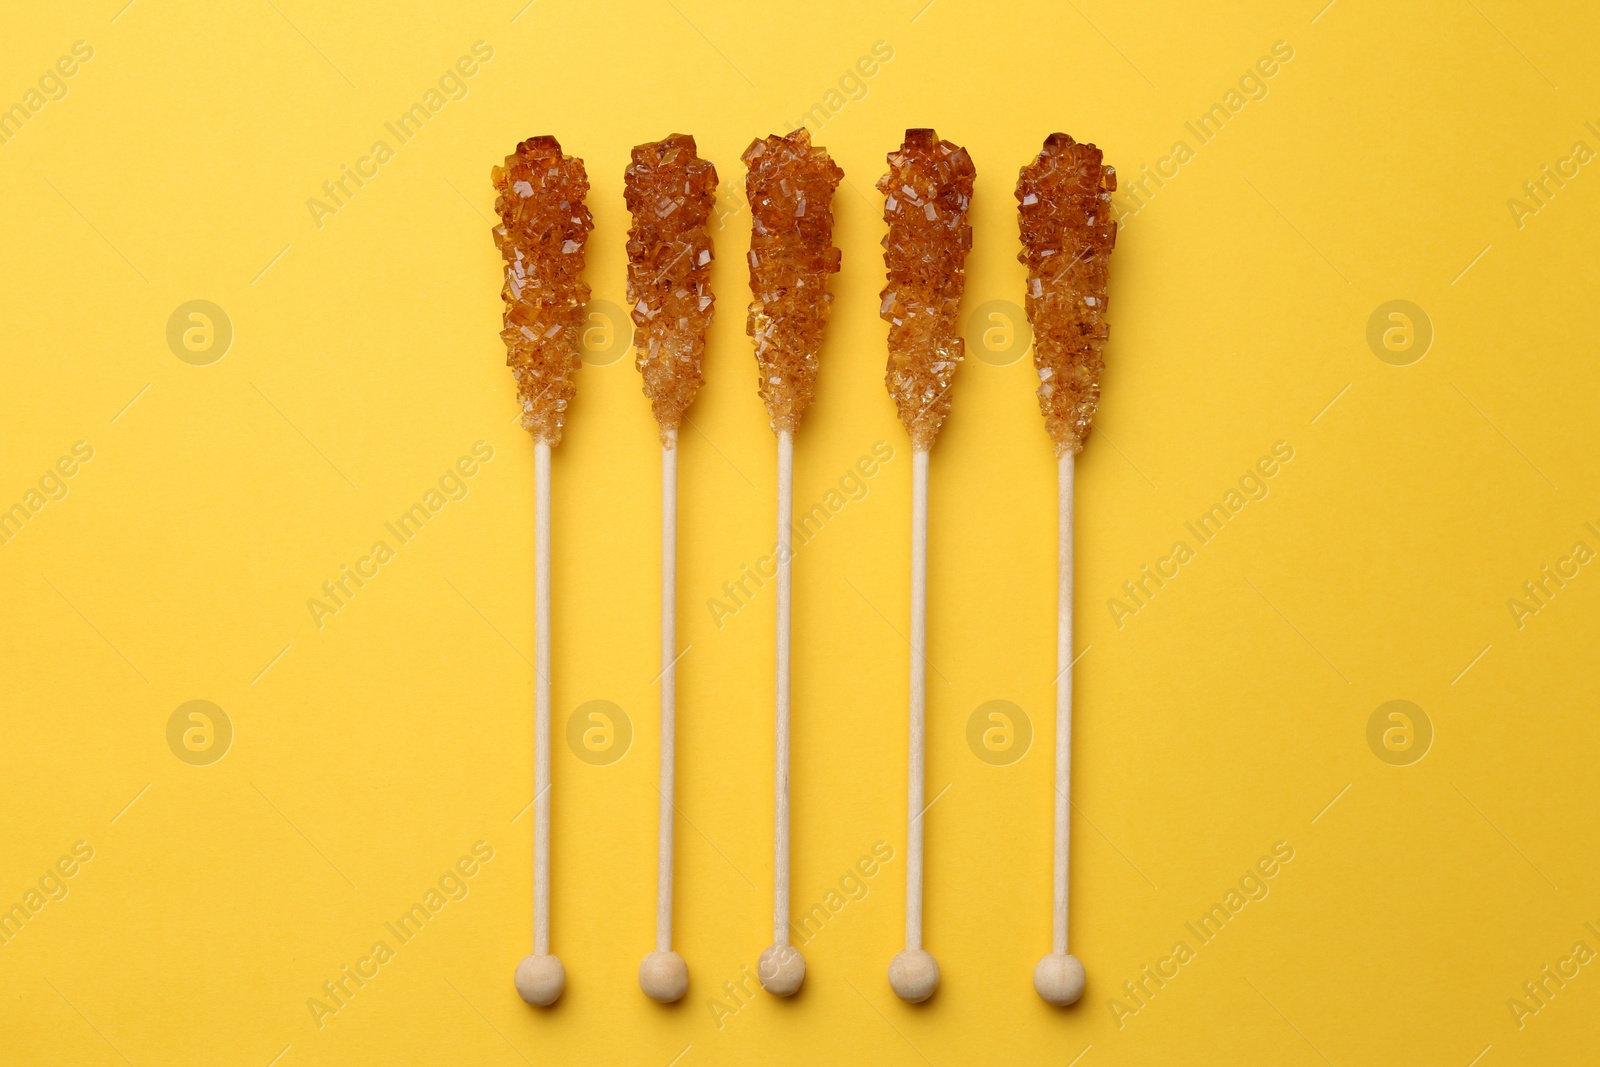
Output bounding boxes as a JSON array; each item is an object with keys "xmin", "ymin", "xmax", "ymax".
[
  {"xmin": 878, "ymin": 129, "xmax": 976, "ymax": 451},
  {"xmin": 624, "ymin": 134, "xmax": 719, "ymax": 443},
  {"xmin": 492, "ymin": 136, "xmax": 594, "ymax": 446},
  {"xmin": 742, "ymin": 129, "xmax": 844, "ymax": 434},
  {"xmin": 1015, "ymin": 133, "xmax": 1117, "ymax": 456}
]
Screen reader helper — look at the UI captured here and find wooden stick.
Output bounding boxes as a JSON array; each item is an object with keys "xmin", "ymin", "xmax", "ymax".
[
  {"xmin": 1053, "ymin": 453, "xmax": 1073, "ymax": 954},
  {"xmin": 906, "ymin": 447, "xmax": 928, "ymax": 951},
  {"xmin": 774, "ymin": 428, "xmax": 792, "ymax": 944},
  {"xmin": 514, "ymin": 439, "xmax": 565, "ymax": 1006},
  {"xmin": 1034, "ymin": 452, "xmax": 1085, "ymax": 1005},
  {"xmin": 535, "ymin": 440, "xmax": 553, "ymax": 956},
  {"xmin": 889, "ymin": 447, "xmax": 939, "ymax": 1002},
  {"xmin": 759, "ymin": 429, "xmax": 806, "ymax": 995},
  {"xmin": 641, "ymin": 431, "xmax": 689, "ymax": 1002},
  {"xmin": 656, "ymin": 433, "xmax": 678, "ymax": 953}
]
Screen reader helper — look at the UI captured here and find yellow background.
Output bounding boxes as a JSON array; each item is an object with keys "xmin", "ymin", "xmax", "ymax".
[{"xmin": 2, "ymin": 1, "xmax": 1597, "ymax": 1063}]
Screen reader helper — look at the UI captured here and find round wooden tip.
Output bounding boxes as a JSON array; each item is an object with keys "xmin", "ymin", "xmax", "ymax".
[
  {"xmin": 758, "ymin": 942, "xmax": 806, "ymax": 996},
  {"xmin": 1033, "ymin": 952, "xmax": 1085, "ymax": 1006},
  {"xmin": 639, "ymin": 950, "xmax": 689, "ymax": 1003},
  {"xmin": 888, "ymin": 948, "xmax": 939, "ymax": 1003},
  {"xmin": 514, "ymin": 953, "xmax": 565, "ymax": 1006}
]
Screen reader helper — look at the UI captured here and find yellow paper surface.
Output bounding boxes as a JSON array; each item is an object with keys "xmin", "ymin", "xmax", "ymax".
[{"xmin": 2, "ymin": 2, "xmax": 1596, "ymax": 1064}]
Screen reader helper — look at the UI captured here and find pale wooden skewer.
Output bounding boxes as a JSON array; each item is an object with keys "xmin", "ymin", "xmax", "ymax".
[
  {"xmin": 758, "ymin": 428, "xmax": 806, "ymax": 996},
  {"xmin": 1034, "ymin": 452, "xmax": 1086, "ymax": 1005},
  {"xmin": 515, "ymin": 439, "xmax": 565, "ymax": 1006},
  {"xmin": 640, "ymin": 430, "xmax": 689, "ymax": 1002},
  {"xmin": 889, "ymin": 447, "xmax": 939, "ymax": 1002}
]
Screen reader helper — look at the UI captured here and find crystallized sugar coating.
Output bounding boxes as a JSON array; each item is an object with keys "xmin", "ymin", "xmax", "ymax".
[
  {"xmin": 492, "ymin": 136, "xmax": 593, "ymax": 446},
  {"xmin": 878, "ymin": 129, "xmax": 976, "ymax": 451},
  {"xmin": 743, "ymin": 129, "xmax": 844, "ymax": 434},
  {"xmin": 624, "ymin": 134, "xmax": 718, "ymax": 444},
  {"xmin": 1016, "ymin": 133, "xmax": 1117, "ymax": 456}
]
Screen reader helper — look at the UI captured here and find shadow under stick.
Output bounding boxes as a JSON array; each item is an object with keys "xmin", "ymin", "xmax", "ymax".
[
  {"xmin": 742, "ymin": 129, "xmax": 842, "ymax": 997},
  {"xmin": 1016, "ymin": 132, "xmax": 1118, "ymax": 1008},
  {"xmin": 624, "ymin": 134, "xmax": 718, "ymax": 1004},
  {"xmin": 493, "ymin": 135, "xmax": 593, "ymax": 1008},
  {"xmin": 877, "ymin": 128, "xmax": 975, "ymax": 1005}
]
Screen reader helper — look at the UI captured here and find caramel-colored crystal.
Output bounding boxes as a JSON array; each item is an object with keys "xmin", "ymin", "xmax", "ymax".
[
  {"xmin": 624, "ymin": 134, "xmax": 718, "ymax": 444},
  {"xmin": 492, "ymin": 136, "xmax": 593, "ymax": 446},
  {"xmin": 1016, "ymin": 133, "xmax": 1117, "ymax": 456},
  {"xmin": 878, "ymin": 129, "xmax": 976, "ymax": 451},
  {"xmin": 742, "ymin": 129, "xmax": 844, "ymax": 434}
]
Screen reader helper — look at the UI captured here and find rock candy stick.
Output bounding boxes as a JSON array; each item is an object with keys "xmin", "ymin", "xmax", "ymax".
[
  {"xmin": 1016, "ymin": 132, "xmax": 1117, "ymax": 1009},
  {"xmin": 877, "ymin": 129, "xmax": 975, "ymax": 1005},
  {"xmin": 493, "ymin": 135, "xmax": 593, "ymax": 1009},
  {"xmin": 624, "ymin": 134, "xmax": 718, "ymax": 1005},
  {"xmin": 743, "ymin": 129, "xmax": 842, "ymax": 998}
]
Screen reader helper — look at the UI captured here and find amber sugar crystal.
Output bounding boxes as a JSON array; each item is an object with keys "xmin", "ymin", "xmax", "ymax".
[
  {"xmin": 878, "ymin": 129, "xmax": 976, "ymax": 452},
  {"xmin": 1016, "ymin": 133, "xmax": 1117, "ymax": 456},
  {"xmin": 742, "ymin": 129, "xmax": 844, "ymax": 434},
  {"xmin": 492, "ymin": 136, "xmax": 593, "ymax": 446},
  {"xmin": 624, "ymin": 134, "xmax": 719, "ymax": 443}
]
